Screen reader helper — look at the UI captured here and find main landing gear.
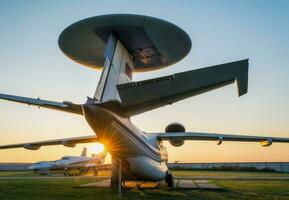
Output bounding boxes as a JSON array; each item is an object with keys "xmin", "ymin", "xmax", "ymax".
[{"xmin": 165, "ymin": 171, "xmax": 174, "ymax": 188}]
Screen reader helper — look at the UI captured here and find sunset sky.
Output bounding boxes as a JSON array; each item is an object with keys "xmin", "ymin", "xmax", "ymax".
[{"xmin": 0, "ymin": 0, "xmax": 289, "ymax": 164}]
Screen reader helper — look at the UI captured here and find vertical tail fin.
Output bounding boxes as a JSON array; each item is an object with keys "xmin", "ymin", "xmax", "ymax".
[
  {"xmin": 81, "ymin": 147, "xmax": 87, "ymax": 157},
  {"xmin": 94, "ymin": 34, "xmax": 134, "ymax": 103},
  {"xmin": 92, "ymin": 150, "xmax": 107, "ymax": 159},
  {"xmin": 91, "ymin": 150, "xmax": 107, "ymax": 164}
]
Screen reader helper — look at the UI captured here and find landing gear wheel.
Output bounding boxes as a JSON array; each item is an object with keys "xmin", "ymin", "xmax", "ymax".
[
  {"xmin": 165, "ymin": 172, "xmax": 174, "ymax": 188},
  {"xmin": 111, "ymin": 176, "xmax": 118, "ymax": 188},
  {"xmin": 64, "ymin": 168, "xmax": 67, "ymax": 176}
]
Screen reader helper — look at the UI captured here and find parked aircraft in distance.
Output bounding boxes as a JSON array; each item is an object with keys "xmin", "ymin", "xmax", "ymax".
[
  {"xmin": 1, "ymin": 14, "xmax": 289, "ymax": 188},
  {"xmin": 28, "ymin": 147, "xmax": 107, "ymax": 175}
]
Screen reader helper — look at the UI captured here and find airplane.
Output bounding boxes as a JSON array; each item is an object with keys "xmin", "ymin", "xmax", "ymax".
[
  {"xmin": 0, "ymin": 14, "xmax": 289, "ymax": 188},
  {"xmin": 28, "ymin": 147, "xmax": 107, "ymax": 175}
]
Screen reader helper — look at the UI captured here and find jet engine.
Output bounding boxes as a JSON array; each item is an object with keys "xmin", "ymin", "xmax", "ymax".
[
  {"xmin": 23, "ymin": 144, "xmax": 41, "ymax": 150},
  {"xmin": 61, "ymin": 141, "xmax": 76, "ymax": 148},
  {"xmin": 260, "ymin": 138, "xmax": 273, "ymax": 147},
  {"xmin": 165, "ymin": 122, "xmax": 185, "ymax": 147}
]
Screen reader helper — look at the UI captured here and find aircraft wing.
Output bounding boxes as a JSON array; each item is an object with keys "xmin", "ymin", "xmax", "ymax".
[
  {"xmin": 156, "ymin": 132, "xmax": 289, "ymax": 147},
  {"xmin": 0, "ymin": 135, "xmax": 97, "ymax": 150},
  {"xmin": 0, "ymin": 93, "xmax": 82, "ymax": 115},
  {"xmin": 66, "ymin": 163, "xmax": 111, "ymax": 170},
  {"xmin": 117, "ymin": 59, "xmax": 248, "ymax": 116}
]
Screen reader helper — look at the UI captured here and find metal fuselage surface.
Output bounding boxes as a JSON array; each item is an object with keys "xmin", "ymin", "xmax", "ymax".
[
  {"xmin": 83, "ymin": 103, "xmax": 168, "ymax": 181},
  {"xmin": 29, "ymin": 156, "xmax": 103, "ymax": 171}
]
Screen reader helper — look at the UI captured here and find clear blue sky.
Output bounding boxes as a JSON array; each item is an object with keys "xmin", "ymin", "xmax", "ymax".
[{"xmin": 0, "ymin": 0, "xmax": 289, "ymax": 163}]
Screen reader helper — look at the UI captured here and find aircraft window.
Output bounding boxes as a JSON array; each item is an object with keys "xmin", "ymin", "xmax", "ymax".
[{"xmin": 62, "ymin": 157, "xmax": 69, "ymax": 160}]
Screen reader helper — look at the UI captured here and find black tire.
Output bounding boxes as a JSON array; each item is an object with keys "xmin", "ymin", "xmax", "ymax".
[
  {"xmin": 110, "ymin": 176, "xmax": 118, "ymax": 188},
  {"xmin": 166, "ymin": 172, "xmax": 174, "ymax": 188}
]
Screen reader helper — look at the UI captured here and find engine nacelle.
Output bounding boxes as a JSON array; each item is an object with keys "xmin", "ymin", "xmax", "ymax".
[
  {"xmin": 61, "ymin": 141, "xmax": 76, "ymax": 148},
  {"xmin": 260, "ymin": 138, "xmax": 273, "ymax": 147},
  {"xmin": 23, "ymin": 144, "xmax": 41, "ymax": 150},
  {"xmin": 169, "ymin": 139, "xmax": 184, "ymax": 147},
  {"xmin": 165, "ymin": 122, "xmax": 185, "ymax": 147},
  {"xmin": 165, "ymin": 122, "xmax": 186, "ymax": 132}
]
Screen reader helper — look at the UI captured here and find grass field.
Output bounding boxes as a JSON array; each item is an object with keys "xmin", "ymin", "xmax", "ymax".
[
  {"xmin": 173, "ymin": 170, "xmax": 289, "ymax": 178},
  {"xmin": 0, "ymin": 171, "xmax": 289, "ymax": 200}
]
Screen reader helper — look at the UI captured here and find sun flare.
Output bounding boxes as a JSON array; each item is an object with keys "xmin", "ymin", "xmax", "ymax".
[{"xmin": 89, "ymin": 143, "xmax": 105, "ymax": 154}]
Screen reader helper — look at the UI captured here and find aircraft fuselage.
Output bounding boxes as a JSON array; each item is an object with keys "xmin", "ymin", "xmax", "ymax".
[{"xmin": 83, "ymin": 103, "xmax": 168, "ymax": 181}]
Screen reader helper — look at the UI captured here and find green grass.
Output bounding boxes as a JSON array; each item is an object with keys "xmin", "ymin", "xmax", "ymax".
[
  {"xmin": 0, "ymin": 170, "xmax": 66, "ymax": 177},
  {"xmin": 0, "ymin": 171, "xmax": 36, "ymax": 177},
  {"xmin": 173, "ymin": 170, "xmax": 289, "ymax": 178},
  {"xmin": 0, "ymin": 171, "xmax": 289, "ymax": 199}
]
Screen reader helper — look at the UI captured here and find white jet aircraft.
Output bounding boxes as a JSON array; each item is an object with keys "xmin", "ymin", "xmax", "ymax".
[
  {"xmin": 28, "ymin": 147, "xmax": 107, "ymax": 175},
  {"xmin": 1, "ymin": 14, "xmax": 289, "ymax": 187}
]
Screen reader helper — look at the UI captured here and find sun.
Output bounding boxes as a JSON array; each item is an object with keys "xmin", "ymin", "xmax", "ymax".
[{"xmin": 89, "ymin": 143, "xmax": 105, "ymax": 154}]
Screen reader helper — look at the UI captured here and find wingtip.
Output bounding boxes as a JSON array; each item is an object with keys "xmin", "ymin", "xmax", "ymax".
[{"xmin": 236, "ymin": 59, "xmax": 249, "ymax": 97}]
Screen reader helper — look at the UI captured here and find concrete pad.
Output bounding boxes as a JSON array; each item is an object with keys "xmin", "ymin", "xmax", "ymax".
[
  {"xmin": 174, "ymin": 180, "xmax": 178, "ymax": 188},
  {"xmin": 123, "ymin": 181, "xmax": 137, "ymax": 188},
  {"xmin": 177, "ymin": 179, "xmax": 198, "ymax": 189},
  {"xmin": 138, "ymin": 182, "xmax": 160, "ymax": 189},
  {"xmin": 77, "ymin": 180, "xmax": 160, "ymax": 189},
  {"xmin": 76, "ymin": 179, "xmax": 221, "ymax": 190},
  {"xmin": 194, "ymin": 180, "xmax": 208, "ymax": 183},
  {"xmin": 174, "ymin": 179, "xmax": 221, "ymax": 190},
  {"xmin": 195, "ymin": 182, "xmax": 221, "ymax": 190},
  {"xmin": 122, "ymin": 181, "xmax": 160, "ymax": 189},
  {"xmin": 123, "ymin": 181, "xmax": 160, "ymax": 189}
]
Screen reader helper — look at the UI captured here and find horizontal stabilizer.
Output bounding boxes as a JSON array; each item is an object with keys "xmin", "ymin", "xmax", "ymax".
[
  {"xmin": 0, "ymin": 93, "xmax": 82, "ymax": 115},
  {"xmin": 0, "ymin": 135, "xmax": 97, "ymax": 150},
  {"xmin": 117, "ymin": 59, "xmax": 249, "ymax": 116}
]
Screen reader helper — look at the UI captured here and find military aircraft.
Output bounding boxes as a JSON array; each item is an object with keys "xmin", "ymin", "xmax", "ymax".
[
  {"xmin": 0, "ymin": 14, "xmax": 289, "ymax": 188},
  {"xmin": 28, "ymin": 147, "xmax": 107, "ymax": 175}
]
